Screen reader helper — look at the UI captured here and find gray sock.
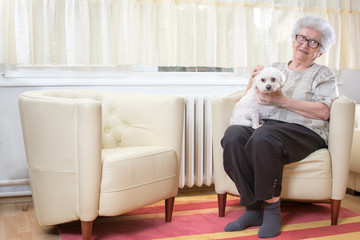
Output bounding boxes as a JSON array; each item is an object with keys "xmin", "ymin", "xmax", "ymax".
[
  {"xmin": 224, "ymin": 201, "xmax": 263, "ymax": 232},
  {"xmin": 258, "ymin": 200, "xmax": 281, "ymax": 238}
]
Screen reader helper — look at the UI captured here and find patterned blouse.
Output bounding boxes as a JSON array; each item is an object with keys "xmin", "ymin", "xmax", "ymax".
[{"xmin": 267, "ymin": 61, "xmax": 339, "ymax": 144}]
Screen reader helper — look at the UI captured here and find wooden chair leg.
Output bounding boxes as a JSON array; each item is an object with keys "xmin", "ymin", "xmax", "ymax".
[
  {"xmin": 81, "ymin": 220, "xmax": 93, "ymax": 240},
  {"xmin": 165, "ymin": 196, "xmax": 175, "ymax": 222},
  {"xmin": 217, "ymin": 193, "xmax": 227, "ymax": 217},
  {"xmin": 331, "ymin": 199, "xmax": 341, "ymax": 225}
]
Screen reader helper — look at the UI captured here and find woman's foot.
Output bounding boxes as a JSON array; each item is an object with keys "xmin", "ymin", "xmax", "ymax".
[
  {"xmin": 224, "ymin": 201, "xmax": 263, "ymax": 232},
  {"xmin": 258, "ymin": 200, "xmax": 281, "ymax": 238}
]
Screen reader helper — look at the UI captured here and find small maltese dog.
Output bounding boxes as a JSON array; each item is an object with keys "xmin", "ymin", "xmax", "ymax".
[{"xmin": 229, "ymin": 67, "xmax": 286, "ymax": 129}]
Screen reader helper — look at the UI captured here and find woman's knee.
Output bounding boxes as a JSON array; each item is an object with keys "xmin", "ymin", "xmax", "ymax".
[
  {"xmin": 249, "ymin": 124, "xmax": 281, "ymax": 146},
  {"xmin": 245, "ymin": 127, "xmax": 287, "ymax": 165},
  {"xmin": 221, "ymin": 125, "xmax": 251, "ymax": 148}
]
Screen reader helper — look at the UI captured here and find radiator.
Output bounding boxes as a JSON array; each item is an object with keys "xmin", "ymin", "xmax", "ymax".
[{"xmin": 179, "ymin": 95, "xmax": 214, "ymax": 188}]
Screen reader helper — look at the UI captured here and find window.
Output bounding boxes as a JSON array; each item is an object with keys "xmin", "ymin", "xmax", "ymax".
[{"xmin": 158, "ymin": 66, "xmax": 234, "ymax": 72}]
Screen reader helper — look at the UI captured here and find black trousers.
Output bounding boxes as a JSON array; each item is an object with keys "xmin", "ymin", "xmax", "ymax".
[{"xmin": 221, "ymin": 119, "xmax": 327, "ymax": 206}]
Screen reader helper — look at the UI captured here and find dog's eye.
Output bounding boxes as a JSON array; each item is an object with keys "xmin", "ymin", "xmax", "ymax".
[
  {"xmin": 261, "ymin": 78, "xmax": 266, "ymax": 82},
  {"xmin": 271, "ymin": 78, "xmax": 275, "ymax": 82}
]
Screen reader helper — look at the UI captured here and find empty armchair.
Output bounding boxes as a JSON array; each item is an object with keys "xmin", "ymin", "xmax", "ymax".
[
  {"xmin": 19, "ymin": 89, "xmax": 184, "ymax": 240},
  {"xmin": 212, "ymin": 91, "xmax": 355, "ymax": 225}
]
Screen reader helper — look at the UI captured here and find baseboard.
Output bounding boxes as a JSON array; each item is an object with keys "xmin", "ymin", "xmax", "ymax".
[{"xmin": 0, "ymin": 195, "xmax": 33, "ymax": 204}]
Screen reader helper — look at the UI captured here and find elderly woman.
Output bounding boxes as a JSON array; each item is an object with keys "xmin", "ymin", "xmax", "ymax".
[{"xmin": 221, "ymin": 16, "xmax": 338, "ymax": 238}]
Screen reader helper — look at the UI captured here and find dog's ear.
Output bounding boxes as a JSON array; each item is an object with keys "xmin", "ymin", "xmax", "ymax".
[
  {"xmin": 280, "ymin": 72, "xmax": 286, "ymax": 86},
  {"xmin": 252, "ymin": 75, "xmax": 260, "ymax": 89},
  {"xmin": 253, "ymin": 70, "xmax": 262, "ymax": 84}
]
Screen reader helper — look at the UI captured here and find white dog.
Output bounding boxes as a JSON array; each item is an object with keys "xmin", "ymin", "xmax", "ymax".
[{"xmin": 229, "ymin": 67, "xmax": 286, "ymax": 129}]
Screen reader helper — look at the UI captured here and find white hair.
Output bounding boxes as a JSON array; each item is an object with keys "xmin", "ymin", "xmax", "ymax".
[{"xmin": 292, "ymin": 16, "xmax": 336, "ymax": 54}]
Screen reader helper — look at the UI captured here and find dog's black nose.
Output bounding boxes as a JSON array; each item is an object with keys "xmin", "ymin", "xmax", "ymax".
[{"xmin": 266, "ymin": 84, "xmax": 271, "ymax": 90}]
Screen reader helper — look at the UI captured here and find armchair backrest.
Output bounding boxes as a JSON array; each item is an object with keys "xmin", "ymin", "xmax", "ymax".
[
  {"xmin": 27, "ymin": 89, "xmax": 184, "ymax": 161},
  {"xmin": 212, "ymin": 91, "xmax": 244, "ymax": 193},
  {"xmin": 99, "ymin": 92, "xmax": 183, "ymax": 153}
]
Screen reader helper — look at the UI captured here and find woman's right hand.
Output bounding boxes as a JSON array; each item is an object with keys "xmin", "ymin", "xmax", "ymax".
[
  {"xmin": 250, "ymin": 65, "xmax": 265, "ymax": 80},
  {"xmin": 245, "ymin": 65, "xmax": 264, "ymax": 94}
]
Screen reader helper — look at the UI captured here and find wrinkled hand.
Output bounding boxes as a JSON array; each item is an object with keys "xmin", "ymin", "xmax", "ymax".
[
  {"xmin": 250, "ymin": 65, "xmax": 264, "ymax": 80},
  {"xmin": 256, "ymin": 90, "xmax": 286, "ymax": 107}
]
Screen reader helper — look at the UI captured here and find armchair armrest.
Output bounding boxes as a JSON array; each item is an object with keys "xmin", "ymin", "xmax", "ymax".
[
  {"xmin": 212, "ymin": 90, "xmax": 244, "ymax": 194},
  {"xmin": 19, "ymin": 92, "xmax": 102, "ymax": 225},
  {"xmin": 101, "ymin": 92, "xmax": 185, "ymax": 165},
  {"xmin": 328, "ymin": 95, "xmax": 356, "ymax": 200}
]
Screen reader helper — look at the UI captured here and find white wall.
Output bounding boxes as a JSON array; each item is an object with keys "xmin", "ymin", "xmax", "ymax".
[{"xmin": 0, "ymin": 68, "xmax": 359, "ymax": 197}]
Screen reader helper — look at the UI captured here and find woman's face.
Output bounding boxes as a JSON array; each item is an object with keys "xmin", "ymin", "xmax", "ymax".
[{"xmin": 292, "ymin": 27, "xmax": 323, "ymax": 65}]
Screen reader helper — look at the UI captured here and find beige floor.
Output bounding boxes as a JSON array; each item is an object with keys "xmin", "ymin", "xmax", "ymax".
[{"xmin": 1, "ymin": 189, "xmax": 360, "ymax": 240}]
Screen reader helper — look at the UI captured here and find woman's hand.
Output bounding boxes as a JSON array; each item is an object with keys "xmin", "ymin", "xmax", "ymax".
[
  {"xmin": 257, "ymin": 90, "xmax": 330, "ymax": 120},
  {"xmin": 251, "ymin": 65, "xmax": 265, "ymax": 80},
  {"xmin": 245, "ymin": 65, "xmax": 264, "ymax": 94},
  {"xmin": 256, "ymin": 90, "xmax": 286, "ymax": 106}
]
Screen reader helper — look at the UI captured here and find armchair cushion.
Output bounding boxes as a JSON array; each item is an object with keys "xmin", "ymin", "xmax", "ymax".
[
  {"xmin": 100, "ymin": 146, "xmax": 177, "ymax": 215},
  {"xmin": 282, "ymin": 149, "xmax": 331, "ymax": 200}
]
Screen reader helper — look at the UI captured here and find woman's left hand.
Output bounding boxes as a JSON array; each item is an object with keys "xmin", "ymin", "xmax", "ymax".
[
  {"xmin": 256, "ymin": 90, "xmax": 287, "ymax": 107},
  {"xmin": 256, "ymin": 89, "xmax": 330, "ymax": 120}
]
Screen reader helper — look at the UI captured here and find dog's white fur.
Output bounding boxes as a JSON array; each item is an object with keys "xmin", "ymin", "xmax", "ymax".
[{"xmin": 229, "ymin": 67, "xmax": 286, "ymax": 129}]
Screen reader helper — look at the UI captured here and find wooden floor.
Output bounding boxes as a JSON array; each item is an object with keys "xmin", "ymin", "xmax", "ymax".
[{"xmin": 1, "ymin": 190, "xmax": 360, "ymax": 240}]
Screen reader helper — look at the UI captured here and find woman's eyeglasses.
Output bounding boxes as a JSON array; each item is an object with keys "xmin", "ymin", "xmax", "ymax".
[{"xmin": 295, "ymin": 35, "xmax": 321, "ymax": 49}]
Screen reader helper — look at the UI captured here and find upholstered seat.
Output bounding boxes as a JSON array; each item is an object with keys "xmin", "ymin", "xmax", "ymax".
[
  {"xmin": 212, "ymin": 91, "xmax": 355, "ymax": 225},
  {"xmin": 99, "ymin": 146, "xmax": 177, "ymax": 215},
  {"xmin": 19, "ymin": 89, "xmax": 184, "ymax": 239}
]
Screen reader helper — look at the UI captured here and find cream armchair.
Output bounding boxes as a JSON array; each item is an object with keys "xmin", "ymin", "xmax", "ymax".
[
  {"xmin": 19, "ymin": 89, "xmax": 184, "ymax": 240},
  {"xmin": 347, "ymin": 104, "xmax": 360, "ymax": 194},
  {"xmin": 212, "ymin": 91, "xmax": 355, "ymax": 226}
]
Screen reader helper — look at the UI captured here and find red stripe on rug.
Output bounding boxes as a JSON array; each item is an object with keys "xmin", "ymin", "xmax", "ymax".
[
  {"xmin": 58, "ymin": 201, "xmax": 360, "ymax": 240},
  {"xmin": 124, "ymin": 198, "xmax": 240, "ymax": 216}
]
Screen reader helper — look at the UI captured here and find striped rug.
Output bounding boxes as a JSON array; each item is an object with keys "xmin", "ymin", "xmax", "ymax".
[{"xmin": 58, "ymin": 194, "xmax": 360, "ymax": 239}]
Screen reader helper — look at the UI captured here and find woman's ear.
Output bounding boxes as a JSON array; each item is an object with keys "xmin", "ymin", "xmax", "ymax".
[{"xmin": 317, "ymin": 51, "xmax": 324, "ymax": 58}]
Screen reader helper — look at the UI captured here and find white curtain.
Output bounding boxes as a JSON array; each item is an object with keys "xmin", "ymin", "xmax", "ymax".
[{"xmin": 0, "ymin": 0, "xmax": 359, "ymax": 70}]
